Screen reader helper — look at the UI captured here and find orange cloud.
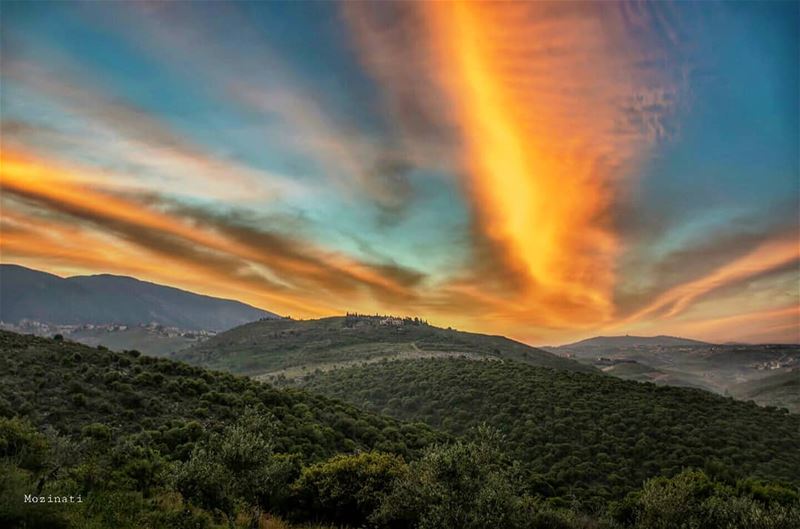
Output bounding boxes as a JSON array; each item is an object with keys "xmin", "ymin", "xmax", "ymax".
[
  {"xmin": 413, "ymin": 1, "xmax": 680, "ymax": 326},
  {"xmin": 624, "ymin": 235, "xmax": 800, "ymax": 324},
  {"xmin": 2, "ymin": 2, "xmax": 794, "ymax": 346},
  {"xmin": 1, "ymin": 61, "xmax": 299, "ymax": 203},
  {"xmin": 339, "ymin": 2, "xmax": 795, "ymax": 345},
  {"xmin": 0, "ymin": 149, "xmax": 425, "ymax": 317},
  {"xmin": 653, "ymin": 305, "xmax": 799, "ymax": 345}
]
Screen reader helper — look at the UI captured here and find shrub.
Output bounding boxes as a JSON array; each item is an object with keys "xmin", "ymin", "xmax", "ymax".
[
  {"xmin": 0, "ymin": 462, "xmax": 69, "ymax": 529},
  {"xmin": 378, "ymin": 426, "xmax": 527, "ymax": 529},
  {"xmin": 81, "ymin": 423, "xmax": 113, "ymax": 443},
  {"xmin": 176, "ymin": 407, "xmax": 296, "ymax": 518},
  {"xmin": 0, "ymin": 417, "xmax": 50, "ymax": 472},
  {"xmin": 174, "ymin": 446, "xmax": 233, "ymax": 514},
  {"xmin": 611, "ymin": 469, "xmax": 800, "ymax": 529},
  {"xmin": 291, "ymin": 451, "xmax": 407, "ymax": 527}
]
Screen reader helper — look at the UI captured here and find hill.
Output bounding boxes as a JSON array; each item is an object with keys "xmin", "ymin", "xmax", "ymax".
[
  {"xmin": 0, "ymin": 330, "xmax": 442, "ymax": 527},
  {"xmin": 3, "ymin": 331, "xmax": 798, "ymax": 529},
  {"xmin": 559, "ymin": 334, "xmax": 711, "ymax": 353},
  {"xmin": 173, "ymin": 314, "xmax": 595, "ymax": 379},
  {"xmin": 553, "ymin": 336, "xmax": 800, "ymax": 408},
  {"xmin": 296, "ymin": 357, "xmax": 800, "ymax": 506},
  {"xmin": 0, "ymin": 264, "xmax": 276, "ymax": 331},
  {"xmin": 729, "ymin": 369, "xmax": 800, "ymax": 413},
  {"xmin": 0, "ymin": 330, "xmax": 438, "ymax": 460}
]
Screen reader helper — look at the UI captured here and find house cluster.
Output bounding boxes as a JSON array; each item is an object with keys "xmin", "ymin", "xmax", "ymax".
[
  {"xmin": 751, "ymin": 357, "xmax": 799, "ymax": 371},
  {"xmin": 0, "ymin": 319, "xmax": 216, "ymax": 340},
  {"xmin": 343, "ymin": 312, "xmax": 430, "ymax": 328}
]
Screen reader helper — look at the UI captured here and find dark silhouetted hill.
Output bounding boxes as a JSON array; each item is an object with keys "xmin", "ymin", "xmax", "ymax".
[
  {"xmin": 0, "ymin": 264, "xmax": 276, "ymax": 331},
  {"xmin": 560, "ymin": 334, "xmax": 711, "ymax": 351}
]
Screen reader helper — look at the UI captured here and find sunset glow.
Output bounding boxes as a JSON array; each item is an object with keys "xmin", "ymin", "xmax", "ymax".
[{"xmin": 1, "ymin": 1, "xmax": 797, "ymax": 344}]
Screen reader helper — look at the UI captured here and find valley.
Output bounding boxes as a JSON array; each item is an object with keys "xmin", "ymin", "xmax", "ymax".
[
  {"xmin": 549, "ymin": 336, "xmax": 800, "ymax": 411},
  {"xmin": 0, "ymin": 320, "xmax": 213, "ymax": 356}
]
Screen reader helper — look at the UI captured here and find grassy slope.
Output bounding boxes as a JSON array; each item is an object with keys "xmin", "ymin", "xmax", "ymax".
[
  {"xmin": 297, "ymin": 357, "xmax": 800, "ymax": 503},
  {"xmin": 601, "ymin": 362, "xmax": 717, "ymax": 392},
  {"xmin": 0, "ymin": 331, "xmax": 440, "ymax": 462},
  {"xmin": 173, "ymin": 315, "xmax": 595, "ymax": 378},
  {"xmin": 69, "ymin": 326, "xmax": 199, "ymax": 356}
]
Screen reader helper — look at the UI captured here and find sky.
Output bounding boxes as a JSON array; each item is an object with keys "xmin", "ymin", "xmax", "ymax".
[{"xmin": 0, "ymin": 1, "xmax": 797, "ymax": 345}]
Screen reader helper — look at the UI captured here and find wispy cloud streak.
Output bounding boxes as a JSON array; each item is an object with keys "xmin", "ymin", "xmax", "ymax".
[
  {"xmin": 1, "ymin": 1, "xmax": 796, "ymax": 344},
  {"xmin": 345, "ymin": 1, "xmax": 684, "ymax": 326}
]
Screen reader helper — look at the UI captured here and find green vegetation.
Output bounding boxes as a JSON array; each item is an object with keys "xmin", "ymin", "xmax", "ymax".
[
  {"xmin": 0, "ymin": 330, "xmax": 439, "ymax": 527},
  {"xmin": 2, "ymin": 330, "xmax": 798, "ymax": 529},
  {"xmin": 372, "ymin": 431, "xmax": 799, "ymax": 529},
  {"xmin": 608, "ymin": 469, "xmax": 799, "ymax": 529},
  {"xmin": 174, "ymin": 315, "xmax": 594, "ymax": 379},
  {"xmin": 298, "ymin": 357, "xmax": 800, "ymax": 506},
  {"xmin": 291, "ymin": 451, "xmax": 407, "ymax": 527},
  {"xmin": 0, "ymin": 331, "xmax": 438, "ymax": 461}
]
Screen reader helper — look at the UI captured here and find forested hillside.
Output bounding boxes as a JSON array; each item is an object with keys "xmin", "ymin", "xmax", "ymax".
[
  {"xmin": 0, "ymin": 331, "xmax": 438, "ymax": 461},
  {"xmin": 174, "ymin": 315, "xmax": 594, "ymax": 379},
  {"xmin": 0, "ymin": 330, "xmax": 437, "ymax": 528},
  {"xmin": 2, "ymin": 332, "xmax": 798, "ymax": 529},
  {"xmin": 298, "ymin": 358, "xmax": 800, "ymax": 506}
]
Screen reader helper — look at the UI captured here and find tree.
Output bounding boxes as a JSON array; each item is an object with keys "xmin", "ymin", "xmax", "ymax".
[
  {"xmin": 291, "ymin": 451, "xmax": 407, "ymax": 527},
  {"xmin": 610, "ymin": 469, "xmax": 800, "ymax": 529},
  {"xmin": 377, "ymin": 425, "xmax": 526, "ymax": 529},
  {"xmin": 175, "ymin": 407, "xmax": 297, "ymax": 523},
  {"xmin": 0, "ymin": 417, "xmax": 49, "ymax": 472}
]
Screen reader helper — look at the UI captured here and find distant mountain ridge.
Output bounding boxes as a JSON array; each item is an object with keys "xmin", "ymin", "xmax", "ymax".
[
  {"xmin": 0, "ymin": 264, "xmax": 277, "ymax": 331},
  {"xmin": 560, "ymin": 334, "xmax": 711, "ymax": 350}
]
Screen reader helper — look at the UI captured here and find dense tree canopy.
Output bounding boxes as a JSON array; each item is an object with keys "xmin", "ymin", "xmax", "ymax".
[
  {"xmin": 0, "ymin": 331, "xmax": 440, "ymax": 463},
  {"xmin": 2, "ymin": 331, "xmax": 798, "ymax": 529},
  {"xmin": 298, "ymin": 358, "xmax": 800, "ymax": 506}
]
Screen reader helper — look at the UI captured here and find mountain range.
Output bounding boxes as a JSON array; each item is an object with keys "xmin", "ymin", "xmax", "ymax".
[{"xmin": 0, "ymin": 264, "xmax": 276, "ymax": 331}]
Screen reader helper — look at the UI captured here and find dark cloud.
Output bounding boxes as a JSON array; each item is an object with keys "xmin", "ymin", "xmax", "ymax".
[
  {"xmin": 2, "ymin": 178, "xmax": 426, "ymax": 310},
  {"xmin": 161, "ymin": 200, "xmax": 426, "ymax": 298},
  {"xmin": 340, "ymin": 1, "xmax": 459, "ymax": 159},
  {"xmin": 366, "ymin": 155, "xmax": 415, "ymax": 226}
]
